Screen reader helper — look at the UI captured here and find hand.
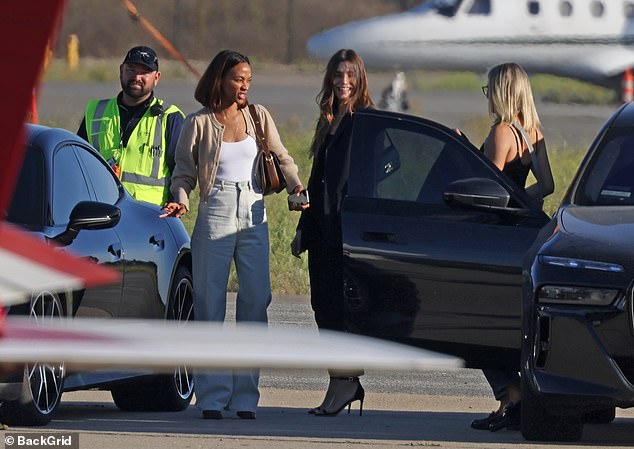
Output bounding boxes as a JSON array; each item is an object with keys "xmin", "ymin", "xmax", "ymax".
[
  {"xmin": 454, "ymin": 128, "xmax": 471, "ymax": 144},
  {"xmin": 290, "ymin": 230, "xmax": 303, "ymax": 258},
  {"xmin": 288, "ymin": 185, "xmax": 310, "ymax": 211},
  {"xmin": 160, "ymin": 202, "xmax": 187, "ymax": 218}
]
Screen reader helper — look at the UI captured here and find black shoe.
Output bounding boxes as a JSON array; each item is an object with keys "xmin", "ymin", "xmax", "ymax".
[
  {"xmin": 237, "ymin": 411, "xmax": 256, "ymax": 420},
  {"xmin": 313, "ymin": 377, "xmax": 365, "ymax": 417},
  {"xmin": 471, "ymin": 411, "xmax": 499, "ymax": 430},
  {"xmin": 202, "ymin": 410, "xmax": 223, "ymax": 420},
  {"xmin": 489, "ymin": 401, "xmax": 520, "ymax": 432}
]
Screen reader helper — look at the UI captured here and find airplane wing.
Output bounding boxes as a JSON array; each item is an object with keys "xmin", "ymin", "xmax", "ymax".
[{"xmin": 0, "ymin": 317, "xmax": 463, "ymax": 371}]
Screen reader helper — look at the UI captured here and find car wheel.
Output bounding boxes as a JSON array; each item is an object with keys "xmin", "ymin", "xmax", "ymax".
[
  {"xmin": 0, "ymin": 291, "xmax": 65, "ymax": 426},
  {"xmin": 111, "ymin": 266, "xmax": 194, "ymax": 411},
  {"xmin": 521, "ymin": 380, "xmax": 583, "ymax": 441},
  {"xmin": 584, "ymin": 407, "xmax": 616, "ymax": 424}
]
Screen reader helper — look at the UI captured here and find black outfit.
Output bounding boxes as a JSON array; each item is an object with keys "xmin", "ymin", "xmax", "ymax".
[
  {"xmin": 77, "ymin": 92, "xmax": 184, "ymax": 183},
  {"xmin": 502, "ymin": 127, "xmax": 554, "ymax": 198},
  {"xmin": 477, "ymin": 126, "xmax": 553, "ymax": 431},
  {"xmin": 297, "ymin": 113, "xmax": 354, "ymax": 331},
  {"xmin": 501, "ymin": 154, "xmax": 531, "ymax": 190}
]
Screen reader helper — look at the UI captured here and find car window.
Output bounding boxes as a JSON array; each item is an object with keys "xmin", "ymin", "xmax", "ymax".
[
  {"xmin": 349, "ymin": 114, "xmax": 499, "ymax": 205},
  {"xmin": 53, "ymin": 145, "xmax": 92, "ymax": 225},
  {"xmin": 576, "ymin": 130, "xmax": 634, "ymax": 206},
  {"xmin": 74, "ymin": 145, "xmax": 121, "ymax": 205},
  {"xmin": 6, "ymin": 145, "xmax": 45, "ymax": 229}
]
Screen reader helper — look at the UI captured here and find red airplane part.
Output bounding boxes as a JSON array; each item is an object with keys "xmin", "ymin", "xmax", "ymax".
[{"xmin": 0, "ymin": 0, "xmax": 118, "ymax": 335}]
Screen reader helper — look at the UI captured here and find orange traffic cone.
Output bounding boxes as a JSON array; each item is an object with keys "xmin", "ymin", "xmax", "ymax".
[
  {"xmin": 622, "ymin": 68, "xmax": 634, "ymax": 103},
  {"xmin": 27, "ymin": 89, "xmax": 38, "ymax": 124}
]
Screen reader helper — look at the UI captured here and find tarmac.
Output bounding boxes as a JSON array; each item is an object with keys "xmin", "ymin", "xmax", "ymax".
[
  {"xmin": 4, "ymin": 388, "xmax": 632, "ymax": 449},
  {"xmin": 2, "ymin": 295, "xmax": 634, "ymax": 448}
]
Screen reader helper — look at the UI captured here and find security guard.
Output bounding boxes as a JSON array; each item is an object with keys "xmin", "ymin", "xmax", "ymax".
[{"xmin": 78, "ymin": 46, "xmax": 185, "ymax": 205}]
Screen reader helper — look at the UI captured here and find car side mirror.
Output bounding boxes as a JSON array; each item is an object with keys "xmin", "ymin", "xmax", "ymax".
[
  {"xmin": 49, "ymin": 201, "xmax": 121, "ymax": 246},
  {"xmin": 443, "ymin": 177, "xmax": 510, "ymax": 210}
]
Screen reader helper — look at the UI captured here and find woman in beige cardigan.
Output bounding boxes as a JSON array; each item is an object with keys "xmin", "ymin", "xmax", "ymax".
[{"xmin": 162, "ymin": 50, "xmax": 305, "ymax": 420}]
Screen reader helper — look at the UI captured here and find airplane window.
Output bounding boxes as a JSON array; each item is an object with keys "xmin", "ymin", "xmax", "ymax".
[
  {"xmin": 410, "ymin": 0, "xmax": 463, "ymax": 17},
  {"xmin": 527, "ymin": 1, "xmax": 540, "ymax": 15},
  {"xmin": 560, "ymin": 1, "xmax": 573, "ymax": 17},
  {"xmin": 591, "ymin": 1, "xmax": 605, "ymax": 17},
  {"xmin": 625, "ymin": 2, "xmax": 634, "ymax": 18},
  {"xmin": 468, "ymin": 0, "xmax": 491, "ymax": 15}
]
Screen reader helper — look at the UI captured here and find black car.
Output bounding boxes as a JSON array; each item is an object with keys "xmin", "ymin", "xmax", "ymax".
[
  {"xmin": 341, "ymin": 109, "xmax": 549, "ymax": 370},
  {"xmin": 341, "ymin": 107, "xmax": 634, "ymax": 442},
  {"xmin": 521, "ymin": 102, "xmax": 634, "ymax": 441},
  {"xmin": 0, "ymin": 125, "xmax": 194, "ymax": 425}
]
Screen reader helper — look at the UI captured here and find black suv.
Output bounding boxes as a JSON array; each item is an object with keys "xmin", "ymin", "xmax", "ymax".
[{"xmin": 522, "ymin": 102, "xmax": 634, "ymax": 441}]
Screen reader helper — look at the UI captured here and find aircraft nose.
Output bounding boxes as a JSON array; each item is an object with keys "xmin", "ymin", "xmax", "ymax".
[
  {"xmin": 306, "ymin": 28, "xmax": 343, "ymax": 59},
  {"xmin": 306, "ymin": 16, "xmax": 401, "ymax": 63}
]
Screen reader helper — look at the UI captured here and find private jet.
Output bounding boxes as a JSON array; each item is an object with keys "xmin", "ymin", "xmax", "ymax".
[{"xmin": 307, "ymin": 0, "xmax": 634, "ymax": 87}]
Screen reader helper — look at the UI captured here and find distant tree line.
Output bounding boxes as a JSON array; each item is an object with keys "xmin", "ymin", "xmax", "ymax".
[{"xmin": 57, "ymin": 0, "xmax": 421, "ymax": 63}]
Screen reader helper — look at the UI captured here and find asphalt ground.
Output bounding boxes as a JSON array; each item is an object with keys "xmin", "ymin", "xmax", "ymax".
[{"xmin": 2, "ymin": 295, "xmax": 633, "ymax": 448}]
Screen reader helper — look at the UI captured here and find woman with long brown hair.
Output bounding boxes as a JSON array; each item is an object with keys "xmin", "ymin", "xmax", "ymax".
[{"xmin": 292, "ymin": 49, "xmax": 374, "ymax": 416}]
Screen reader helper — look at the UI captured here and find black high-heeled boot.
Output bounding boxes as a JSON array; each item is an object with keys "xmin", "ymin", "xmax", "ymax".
[
  {"xmin": 313, "ymin": 376, "xmax": 365, "ymax": 417},
  {"xmin": 488, "ymin": 401, "xmax": 521, "ymax": 431}
]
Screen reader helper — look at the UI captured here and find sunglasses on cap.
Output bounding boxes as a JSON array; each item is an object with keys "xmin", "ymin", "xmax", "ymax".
[{"xmin": 129, "ymin": 49, "xmax": 157, "ymax": 65}]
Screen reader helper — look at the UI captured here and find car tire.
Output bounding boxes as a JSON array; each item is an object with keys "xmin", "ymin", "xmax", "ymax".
[
  {"xmin": 111, "ymin": 266, "xmax": 194, "ymax": 411},
  {"xmin": 521, "ymin": 380, "xmax": 583, "ymax": 441},
  {"xmin": 0, "ymin": 291, "xmax": 66, "ymax": 426},
  {"xmin": 583, "ymin": 407, "xmax": 616, "ymax": 424}
]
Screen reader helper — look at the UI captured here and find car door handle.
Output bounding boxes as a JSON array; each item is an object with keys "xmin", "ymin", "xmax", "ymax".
[
  {"xmin": 362, "ymin": 231, "xmax": 397, "ymax": 243},
  {"xmin": 149, "ymin": 234, "xmax": 165, "ymax": 251},
  {"xmin": 107, "ymin": 243, "xmax": 122, "ymax": 259}
]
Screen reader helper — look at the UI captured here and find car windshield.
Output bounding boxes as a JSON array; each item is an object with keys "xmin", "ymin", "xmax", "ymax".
[
  {"xmin": 409, "ymin": 0, "xmax": 463, "ymax": 17},
  {"xmin": 6, "ymin": 145, "xmax": 45, "ymax": 229},
  {"xmin": 575, "ymin": 128, "xmax": 634, "ymax": 206}
]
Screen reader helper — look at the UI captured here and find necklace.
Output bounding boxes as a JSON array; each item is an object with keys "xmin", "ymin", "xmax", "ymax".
[{"xmin": 214, "ymin": 111, "xmax": 242, "ymax": 142}]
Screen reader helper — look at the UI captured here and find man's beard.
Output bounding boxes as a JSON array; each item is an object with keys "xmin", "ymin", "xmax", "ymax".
[{"xmin": 122, "ymin": 80, "xmax": 151, "ymax": 99}]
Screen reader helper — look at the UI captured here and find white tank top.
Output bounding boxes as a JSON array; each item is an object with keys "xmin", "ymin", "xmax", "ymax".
[{"xmin": 215, "ymin": 135, "xmax": 258, "ymax": 182}]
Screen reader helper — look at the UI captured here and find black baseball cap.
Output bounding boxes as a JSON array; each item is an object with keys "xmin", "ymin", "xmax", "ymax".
[{"xmin": 122, "ymin": 46, "xmax": 159, "ymax": 71}]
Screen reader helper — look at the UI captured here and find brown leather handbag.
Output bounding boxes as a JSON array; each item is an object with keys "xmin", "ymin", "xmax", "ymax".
[{"xmin": 248, "ymin": 104, "xmax": 287, "ymax": 195}]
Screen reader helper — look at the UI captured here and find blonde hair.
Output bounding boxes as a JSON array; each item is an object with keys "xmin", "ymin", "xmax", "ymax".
[{"xmin": 487, "ymin": 63, "xmax": 541, "ymax": 133}]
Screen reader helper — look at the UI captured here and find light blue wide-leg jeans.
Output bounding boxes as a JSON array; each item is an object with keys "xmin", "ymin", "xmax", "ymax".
[{"xmin": 192, "ymin": 180, "xmax": 271, "ymax": 413}]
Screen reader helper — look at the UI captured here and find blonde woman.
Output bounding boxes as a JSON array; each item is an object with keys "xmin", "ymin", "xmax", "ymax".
[
  {"xmin": 471, "ymin": 62, "xmax": 553, "ymax": 432},
  {"xmin": 481, "ymin": 62, "xmax": 554, "ymax": 202}
]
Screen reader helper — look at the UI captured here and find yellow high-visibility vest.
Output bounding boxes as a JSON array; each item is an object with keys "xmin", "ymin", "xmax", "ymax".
[{"xmin": 84, "ymin": 97, "xmax": 183, "ymax": 205}]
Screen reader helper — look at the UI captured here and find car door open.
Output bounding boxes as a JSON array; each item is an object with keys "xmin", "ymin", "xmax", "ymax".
[{"xmin": 341, "ymin": 110, "xmax": 549, "ymax": 369}]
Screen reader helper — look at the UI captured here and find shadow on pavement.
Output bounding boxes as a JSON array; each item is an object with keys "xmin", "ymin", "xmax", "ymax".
[{"xmin": 37, "ymin": 402, "xmax": 634, "ymax": 446}]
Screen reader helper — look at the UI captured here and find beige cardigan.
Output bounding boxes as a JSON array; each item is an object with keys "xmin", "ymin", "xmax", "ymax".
[{"xmin": 171, "ymin": 104, "xmax": 301, "ymax": 209}]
